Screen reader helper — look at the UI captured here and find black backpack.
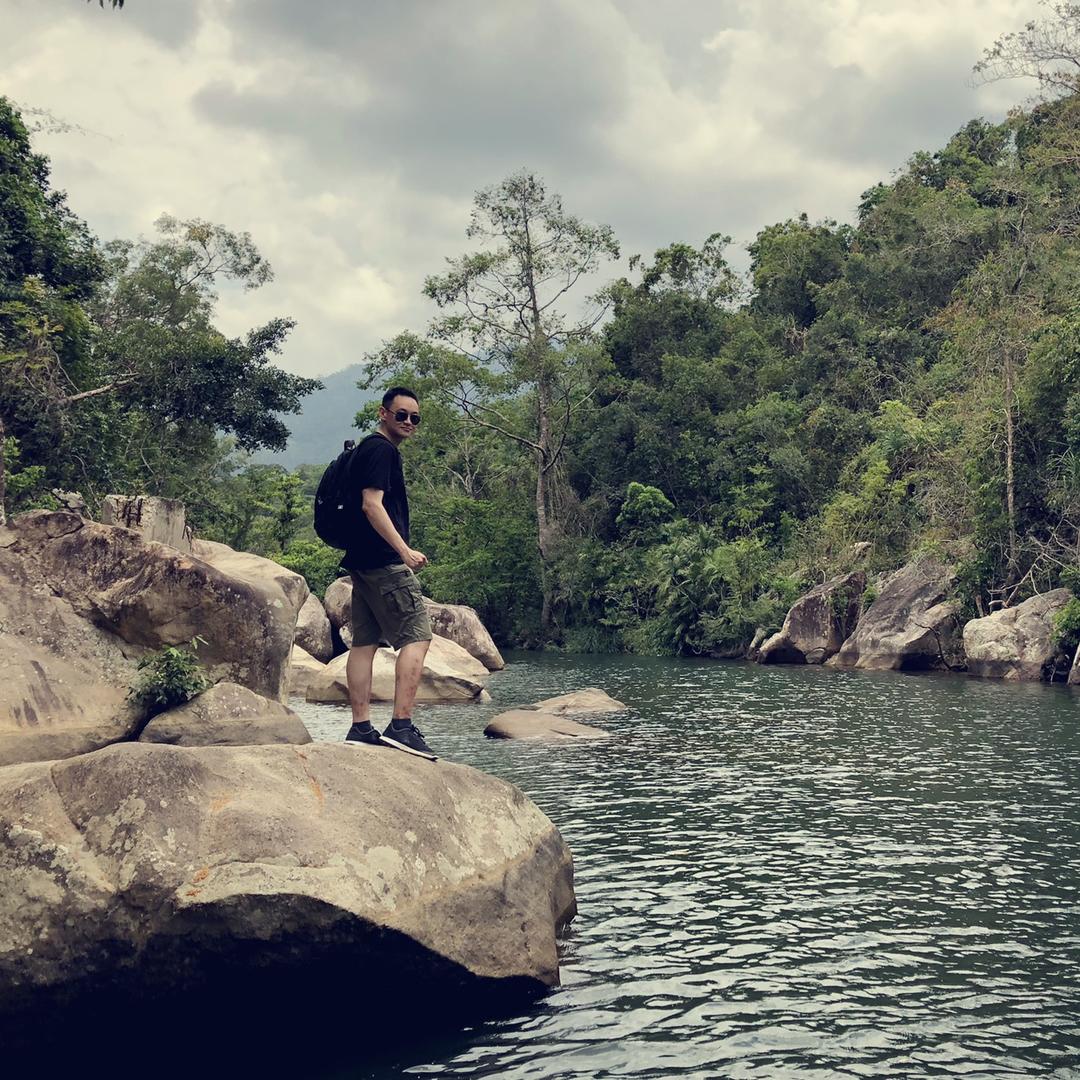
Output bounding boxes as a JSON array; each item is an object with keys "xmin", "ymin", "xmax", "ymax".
[{"xmin": 314, "ymin": 436, "xmax": 380, "ymax": 550}]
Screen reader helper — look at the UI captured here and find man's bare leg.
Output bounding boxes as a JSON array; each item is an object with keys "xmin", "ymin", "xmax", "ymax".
[
  {"xmin": 393, "ymin": 639, "xmax": 430, "ymax": 719},
  {"xmin": 346, "ymin": 644, "xmax": 379, "ymax": 724}
]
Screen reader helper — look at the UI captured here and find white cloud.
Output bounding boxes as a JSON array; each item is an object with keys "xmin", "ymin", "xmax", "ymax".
[{"xmin": 0, "ymin": 0, "xmax": 1043, "ymax": 380}]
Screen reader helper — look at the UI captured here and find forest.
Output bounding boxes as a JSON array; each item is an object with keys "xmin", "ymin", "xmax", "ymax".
[{"xmin": 4, "ymin": 9, "xmax": 1080, "ymax": 653}]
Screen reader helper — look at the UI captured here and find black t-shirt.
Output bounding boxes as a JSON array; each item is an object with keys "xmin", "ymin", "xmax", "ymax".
[{"xmin": 341, "ymin": 432, "xmax": 410, "ymax": 571}]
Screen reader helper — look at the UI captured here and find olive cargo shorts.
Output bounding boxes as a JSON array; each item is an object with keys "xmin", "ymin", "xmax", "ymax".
[{"xmin": 349, "ymin": 564, "xmax": 432, "ymax": 650}]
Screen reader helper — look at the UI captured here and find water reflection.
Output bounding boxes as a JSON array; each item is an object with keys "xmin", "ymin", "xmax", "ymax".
[{"xmin": 295, "ymin": 653, "xmax": 1080, "ymax": 1079}]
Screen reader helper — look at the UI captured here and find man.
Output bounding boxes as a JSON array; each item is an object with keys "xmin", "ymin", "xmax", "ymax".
[{"xmin": 341, "ymin": 387, "xmax": 436, "ymax": 758}]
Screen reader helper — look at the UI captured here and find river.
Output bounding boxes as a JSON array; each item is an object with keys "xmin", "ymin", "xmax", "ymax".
[{"xmin": 293, "ymin": 651, "xmax": 1080, "ymax": 1079}]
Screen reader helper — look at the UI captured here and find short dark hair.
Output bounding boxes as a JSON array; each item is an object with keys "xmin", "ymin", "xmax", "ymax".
[{"xmin": 382, "ymin": 386, "xmax": 418, "ymax": 409}]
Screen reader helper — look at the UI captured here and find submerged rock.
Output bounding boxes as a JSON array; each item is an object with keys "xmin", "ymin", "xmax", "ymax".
[
  {"xmin": 759, "ymin": 571, "xmax": 865, "ymax": 665},
  {"xmin": 531, "ymin": 688, "xmax": 626, "ymax": 715},
  {"xmin": 138, "ymin": 682, "xmax": 312, "ymax": 746},
  {"xmin": 484, "ymin": 710, "xmax": 614, "ymax": 740},
  {"xmin": 0, "ymin": 741, "xmax": 575, "ymax": 1023},
  {"xmin": 963, "ymin": 589, "xmax": 1073, "ymax": 681},
  {"xmin": 828, "ymin": 558, "xmax": 962, "ymax": 671}
]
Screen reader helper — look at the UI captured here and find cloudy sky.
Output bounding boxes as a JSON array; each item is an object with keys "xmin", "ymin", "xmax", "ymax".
[{"xmin": 2, "ymin": 0, "xmax": 1039, "ymax": 380}]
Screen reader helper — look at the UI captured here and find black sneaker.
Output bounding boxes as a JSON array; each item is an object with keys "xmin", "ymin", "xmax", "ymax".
[
  {"xmin": 381, "ymin": 721, "xmax": 437, "ymax": 760},
  {"xmin": 344, "ymin": 723, "xmax": 384, "ymax": 747}
]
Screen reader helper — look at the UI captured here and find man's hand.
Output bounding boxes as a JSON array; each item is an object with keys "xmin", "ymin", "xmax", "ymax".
[{"xmin": 402, "ymin": 547, "xmax": 428, "ymax": 571}]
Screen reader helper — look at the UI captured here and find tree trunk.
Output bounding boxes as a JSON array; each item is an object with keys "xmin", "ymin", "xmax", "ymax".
[
  {"xmin": 535, "ymin": 370, "xmax": 556, "ymax": 630},
  {"xmin": 1004, "ymin": 348, "xmax": 1018, "ymax": 579},
  {"xmin": 0, "ymin": 414, "xmax": 6, "ymax": 527}
]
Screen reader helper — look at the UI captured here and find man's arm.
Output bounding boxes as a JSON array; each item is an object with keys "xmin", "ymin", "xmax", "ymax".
[{"xmin": 361, "ymin": 488, "xmax": 427, "ymax": 570}]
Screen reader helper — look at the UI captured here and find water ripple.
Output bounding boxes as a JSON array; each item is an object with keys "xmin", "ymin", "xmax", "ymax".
[{"xmin": 296, "ymin": 653, "xmax": 1080, "ymax": 1079}]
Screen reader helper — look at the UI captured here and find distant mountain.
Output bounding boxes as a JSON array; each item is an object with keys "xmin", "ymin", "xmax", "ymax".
[{"xmin": 251, "ymin": 364, "xmax": 376, "ymax": 468}]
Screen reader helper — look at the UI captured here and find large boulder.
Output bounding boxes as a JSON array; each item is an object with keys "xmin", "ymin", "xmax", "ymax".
[
  {"xmin": 138, "ymin": 682, "xmax": 312, "ymax": 746},
  {"xmin": 484, "ymin": 710, "xmax": 614, "ymax": 741},
  {"xmin": 759, "ymin": 571, "xmax": 865, "ymax": 665},
  {"xmin": 99, "ymin": 494, "xmax": 192, "ymax": 553},
  {"xmin": 1070, "ymin": 642, "xmax": 1080, "ymax": 686},
  {"xmin": 0, "ymin": 741, "xmax": 576, "ymax": 1027},
  {"xmin": 532, "ymin": 688, "xmax": 626, "ymax": 715},
  {"xmin": 306, "ymin": 635, "xmax": 489, "ymax": 704},
  {"xmin": 963, "ymin": 589, "xmax": 1073, "ymax": 681},
  {"xmin": 0, "ymin": 512, "xmax": 307, "ymax": 765},
  {"xmin": 295, "ymin": 593, "xmax": 334, "ymax": 663},
  {"xmin": 828, "ymin": 558, "xmax": 962, "ymax": 672},
  {"xmin": 424, "ymin": 600, "xmax": 505, "ymax": 671}
]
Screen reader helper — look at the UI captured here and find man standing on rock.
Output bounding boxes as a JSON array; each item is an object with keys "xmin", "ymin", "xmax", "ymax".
[{"xmin": 342, "ymin": 387, "xmax": 436, "ymax": 758}]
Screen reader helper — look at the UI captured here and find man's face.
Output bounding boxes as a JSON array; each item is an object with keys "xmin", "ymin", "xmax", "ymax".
[{"xmin": 380, "ymin": 395, "xmax": 420, "ymax": 440}]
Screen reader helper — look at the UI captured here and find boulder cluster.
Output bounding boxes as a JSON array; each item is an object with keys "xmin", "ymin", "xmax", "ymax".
[
  {"xmin": 755, "ymin": 556, "xmax": 1078, "ymax": 682},
  {"xmin": 0, "ymin": 498, "xmax": 577, "ymax": 1044}
]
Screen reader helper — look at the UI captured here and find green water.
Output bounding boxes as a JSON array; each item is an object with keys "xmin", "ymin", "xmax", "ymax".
[{"xmin": 295, "ymin": 652, "xmax": 1080, "ymax": 1079}]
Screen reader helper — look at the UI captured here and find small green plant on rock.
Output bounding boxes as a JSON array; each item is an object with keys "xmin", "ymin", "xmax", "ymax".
[
  {"xmin": 1052, "ymin": 598, "xmax": 1080, "ymax": 659},
  {"xmin": 128, "ymin": 637, "xmax": 210, "ymax": 719}
]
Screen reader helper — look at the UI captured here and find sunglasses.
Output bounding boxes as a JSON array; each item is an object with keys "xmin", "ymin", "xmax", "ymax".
[{"xmin": 390, "ymin": 409, "xmax": 421, "ymax": 425}]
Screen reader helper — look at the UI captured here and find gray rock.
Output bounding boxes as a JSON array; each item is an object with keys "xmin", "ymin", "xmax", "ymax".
[
  {"xmin": 424, "ymin": 600, "xmax": 504, "ymax": 670},
  {"xmin": 828, "ymin": 558, "xmax": 962, "ymax": 671},
  {"xmin": 963, "ymin": 589, "xmax": 1073, "ymax": 681},
  {"xmin": 306, "ymin": 635, "xmax": 489, "ymax": 704},
  {"xmin": 138, "ymin": 682, "xmax": 312, "ymax": 746},
  {"xmin": 324, "ymin": 575, "xmax": 353, "ymax": 634},
  {"xmin": 759, "ymin": 571, "xmax": 865, "ymax": 665},
  {"xmin": 0, "ymin": 742, "xmax": 576, "ymax": 1014},
  {"xmin": 295, "ymin": 593, "xmax": 334, "ymax": 663},
  {"xmin": 0, "ymin": 511, "xmax": 307, "ymax": 765},
  {"xmin": 1070, "ymin": 641, "xmax": 1080, "ymax": 686},
  {"xmin": 531, "ymin": 688, "xmax": 626, "ymax": 715},
  {"xmin": 100, "ymin": 494, "xmax": 192, "ymax": 553},
  {"xmin": 289, "ymin": 645, "xmax": 327, "ymax": 699},
  {"xmin": 485, "ymin": 710, "xmax": 613, "ymax": 740}
]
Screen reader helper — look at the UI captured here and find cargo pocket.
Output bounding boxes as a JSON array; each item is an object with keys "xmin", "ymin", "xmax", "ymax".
[{"xmin": 380, "ymin": 572, "xmax": 420, "ymax": 616}]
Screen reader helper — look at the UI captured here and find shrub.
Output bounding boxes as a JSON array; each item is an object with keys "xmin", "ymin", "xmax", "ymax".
[
  {"xmin": 128, "ymin": 638, "xmax": 210, "ymax": 719},
  {"xmin": 1052, "ymin": 598, "xmax": 1080, "ymax": 657},
  {"xmin": 276, "ymin": 539, "xmax": 344, "ymax": 600}
]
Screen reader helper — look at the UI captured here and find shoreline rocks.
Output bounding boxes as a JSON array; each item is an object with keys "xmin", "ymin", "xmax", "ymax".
[
  {"xmin": 0, "ymin": 510, "xmax": 307, "ymax": 765},
  {"xmin": 759, "ymin": 571, "xmax": 865, "ymax": 665},
  {"xmin": 828, "ymin": 558, "xmax": 962, "ymax": 672},
  {"xmin": 963, "ymin": 589, "xmax": 1073, "ymax": 681}
]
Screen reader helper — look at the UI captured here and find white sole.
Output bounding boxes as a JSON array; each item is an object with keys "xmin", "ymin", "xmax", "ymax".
[{"xmin": 379, "ymin": 734, "xmax": 438, "ymax": 761}]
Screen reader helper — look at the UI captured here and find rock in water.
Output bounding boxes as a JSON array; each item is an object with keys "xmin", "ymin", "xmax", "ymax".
[
  {"xmin": 138, "ymin": 682, "xmax": 312, "ymax": 746},
  {"xmin": 759, "ymin": 571, "xmax": 865, "ymax": 665},
  {"xmin": 306, "ymin": 635, "xmax": 489, "ymax": 704},
  {"xmin": 0, "ymin": 742, "xmax": 576, "ymax": 1030},
  {"xmin": 531, "ymin": 688, "xmax": 626, "ymax": 714},
  {"xmin": 963, "ymin": 589, "xmax": 1073, "ymax": 681},
  {"xmin": 424, "ymin": 599, "xmax": 505, "ymax": 670},
  {"xmin": 828, "ymin": 558, "xmax": 962, "ymax": 671},
  {"xmin": 485, "ymin": 710, "xmax": 614, "ymax": 740}
]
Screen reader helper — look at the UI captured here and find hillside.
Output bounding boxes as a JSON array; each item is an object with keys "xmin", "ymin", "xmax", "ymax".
[{"xmin": 252, "ymin": 364, "xmax": 376, "ymax": 468}]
